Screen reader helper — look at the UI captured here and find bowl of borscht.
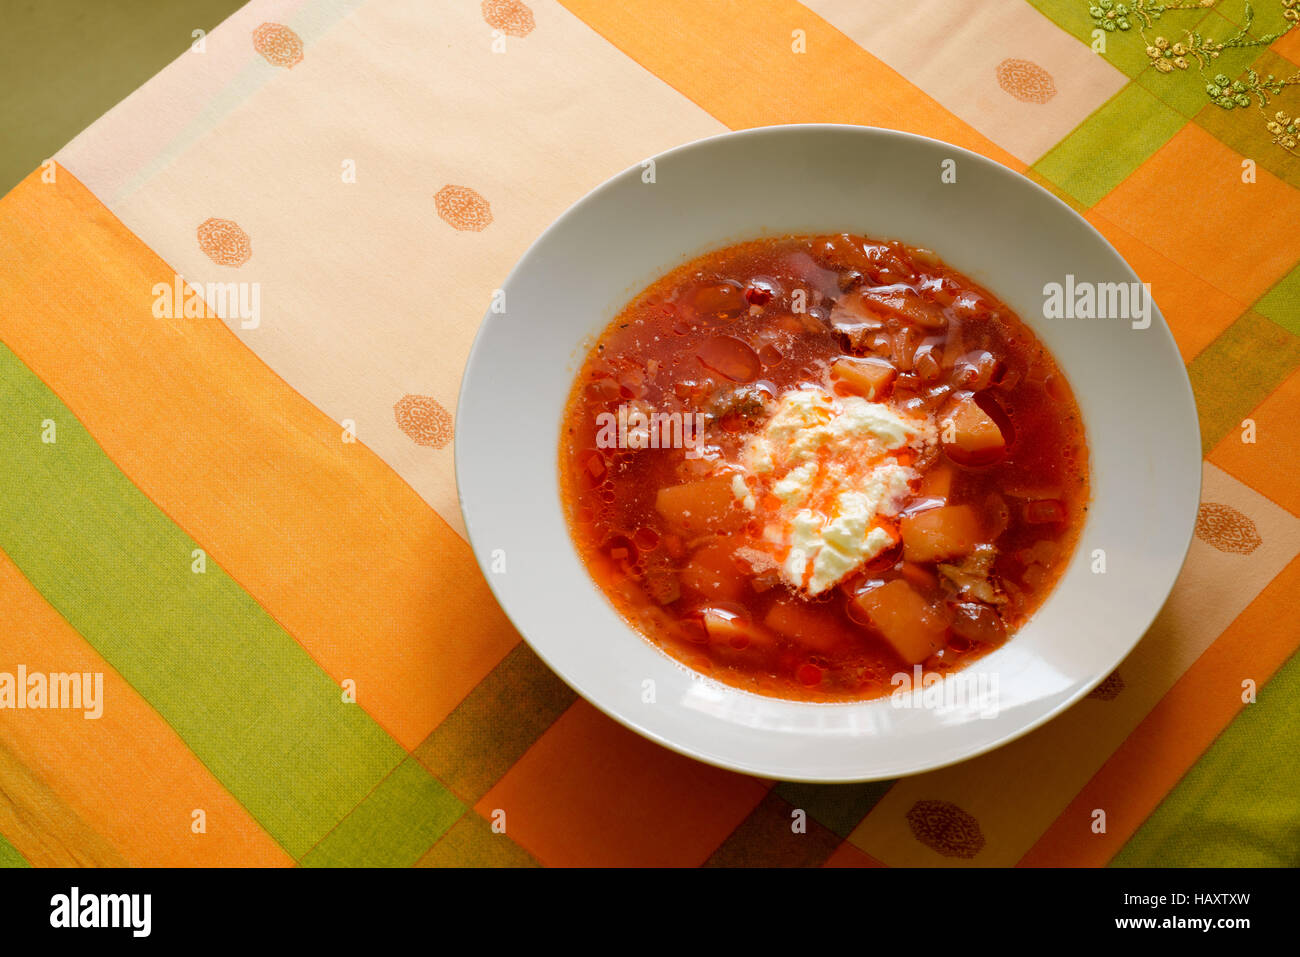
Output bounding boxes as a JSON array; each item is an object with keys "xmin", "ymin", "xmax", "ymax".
[{"xmin": 456, "ymin": 124, "xmax": 1200, "ymax": 781}]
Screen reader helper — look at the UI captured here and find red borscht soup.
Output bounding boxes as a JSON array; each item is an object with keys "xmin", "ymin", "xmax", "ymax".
[{"xmin": 560, "ymin": 234, "xmax": 1089, "ymax": 702}]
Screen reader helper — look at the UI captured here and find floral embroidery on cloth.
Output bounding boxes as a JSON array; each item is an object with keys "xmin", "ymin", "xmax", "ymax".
[{"xmin": 1087, "ymin": 0, "xmax": 1300, "ymax": 155}]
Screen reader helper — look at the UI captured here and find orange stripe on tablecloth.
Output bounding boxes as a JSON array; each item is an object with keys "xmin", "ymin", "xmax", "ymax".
[
  {"xmin": 1082, "ymin": 207, "xmax": 1247, "ymax": 364},
  {"xmin": 0, "ymin": 168, "xmax": 518, "ymax": 751},
  {"xmin": 0, "ymin": 548, "xmax": 291, "ymax": 866},
  {"xmin": 1018, "ymin": 553, "xmax": 1300, "ymax": 867},
  {"xmin": 1209, "ymin": 366, "xmax": 1300, "ymax": 518},
  {"xmin": 0, "ymin": 741, "xmax": 129, "ymax": 868},
  {"xmin": 557, "ymin": 0, "xmax": 1027, "ymax": 172},
  {"xmin": 476, "ymin": 700, "xmax": 770, "ymax": 867}
]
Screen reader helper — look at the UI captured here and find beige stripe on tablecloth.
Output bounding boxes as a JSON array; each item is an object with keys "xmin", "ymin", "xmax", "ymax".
[{"xmin": 57, "ymin": 0, "xmax": 726, "ymax": 537}]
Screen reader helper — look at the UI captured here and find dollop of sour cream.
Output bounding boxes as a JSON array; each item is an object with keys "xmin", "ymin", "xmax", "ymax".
[{"xmin": 727, "ymin": 387, "xmax": 935, "ymax": 595}]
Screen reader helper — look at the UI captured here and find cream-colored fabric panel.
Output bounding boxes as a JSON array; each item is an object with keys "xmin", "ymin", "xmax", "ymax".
[
  {"xmin": 57, "ymin": 0, "xmax": 726, "ymax": 537},
  {"xmin": 58, "ymin": 0, "xmax": 337, "ymax": 204},
  {"xmin": 802, "ymin": 0, "xmax": 1127, "ymax": 164}
]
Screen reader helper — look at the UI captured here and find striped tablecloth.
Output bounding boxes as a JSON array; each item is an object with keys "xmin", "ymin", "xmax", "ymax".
[{"xmin": 1, "ymin": 0, "xmax": 1297, "ymax": 868}]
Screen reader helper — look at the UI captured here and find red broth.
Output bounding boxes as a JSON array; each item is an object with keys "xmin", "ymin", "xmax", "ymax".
[{"xmin": 559, "ymin": 235, "xmax": 1089, "ymax": 701}]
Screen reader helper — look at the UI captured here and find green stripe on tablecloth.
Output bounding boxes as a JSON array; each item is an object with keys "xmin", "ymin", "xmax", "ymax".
[
  {"xmin": 1253, "ymin": 262, "xmax": 1300, "ymax": 338},
  {"xmin": 0, "ymin": 343, "xmax": 404, "ymax": 859},
  {"xmin": 415, "ymin": 811, "xmax": 540, "ymax": 868},
  {"xmin": 0, "ymin": 833, "xmax": 29, "ymax": 868},
  {"xmin": 1187, "ymin": 310, "xmax": 1300, "ymax": 452},
  {"xmin": 1112, "ymin": 649, "xmax": 1300, "ymax": 867},
  {"xmin": 774, "ymin": 779, "xmax": 895, "ymax": 839},
  {"xmin": 705, "ymin": 790, "xmax": 842, "ymax": 867},
  {"xmin": 413, "ymin": 641, "xmax": 575, "ymax": 802},
  {"xmin": 299, "ymin": 758, "xmax": 463, "ymax": 867},
  {"xmin": 1034, "ymin": 83, "xmax": 1186, "ymax": 207}
]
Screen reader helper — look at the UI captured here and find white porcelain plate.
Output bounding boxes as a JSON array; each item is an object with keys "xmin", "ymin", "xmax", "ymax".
[{"xmin": 455, "ymin": 124, "xmax": 1200, "ymax": 782}]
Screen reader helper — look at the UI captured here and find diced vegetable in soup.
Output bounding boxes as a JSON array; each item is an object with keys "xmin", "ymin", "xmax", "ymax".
[{"xmin": 560, "ymin": 234, "xmax": 1089, "ymax": 701}]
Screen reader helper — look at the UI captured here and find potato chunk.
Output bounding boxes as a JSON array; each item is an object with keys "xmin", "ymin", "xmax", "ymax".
[
  {"xmin": 654, "ymin": 475, "xmax": 745, "ymax": 535},
  {"xmin": 900, "ymin": 505, "xmax": 982, "ymax": 563},
  {"xmin": 831, "ymin": 356, "xmax": 896, "ymax": 399},
  {"xmin": 851, "ymin": 579, "xmax": 948, "ymax": 665},
  {"xmin": 918, "ymin": 462, "xmax": 955, "ymax": 500},
  {"xmin": 941, "ymin": 395, "xmax": 1006, "ymax": 462},
  {"xmin": 679, "ymin": 537, "xmax": 752, "ymax": 603},
  {"xmin": 700, "ymin": 607, "xmax": 773, "ymax": 651},
  {"xmin": 763, "ymin": 598, "xmax": 846, "ymax": 654}
]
